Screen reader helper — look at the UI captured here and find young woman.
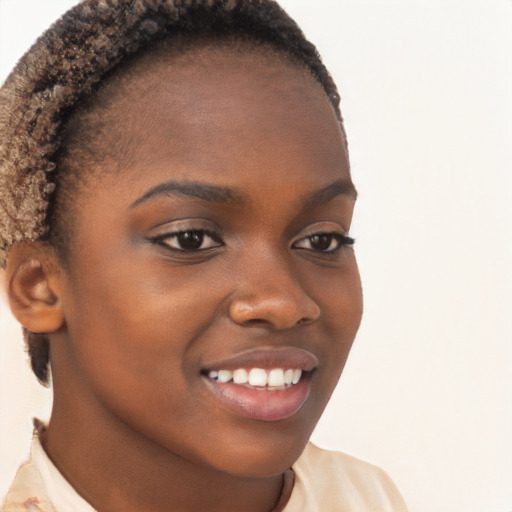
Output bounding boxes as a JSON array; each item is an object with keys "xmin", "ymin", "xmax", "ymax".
[{"xmin": 0, "ymin": 1, "xmax": 407, "ymax": 510}]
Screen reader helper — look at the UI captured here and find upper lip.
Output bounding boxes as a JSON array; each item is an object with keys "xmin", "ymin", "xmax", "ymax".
[{"xmin": 202, "ymin": 347, "xmax": 318, "ymax": 372}]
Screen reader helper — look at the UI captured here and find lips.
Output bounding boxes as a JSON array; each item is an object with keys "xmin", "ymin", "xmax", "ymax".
[{"xmin": 201, "ymin": 347, "xmax": 317, "ymax": 421}]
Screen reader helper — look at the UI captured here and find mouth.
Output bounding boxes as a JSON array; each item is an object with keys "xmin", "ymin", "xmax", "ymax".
[{"xmin": 201, "ymin": 347, "xmax": 317, "ymax": 421}]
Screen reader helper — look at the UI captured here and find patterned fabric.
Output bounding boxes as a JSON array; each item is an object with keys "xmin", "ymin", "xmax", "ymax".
[{"xmin": 3, "ymin": 435, "xmax": 407, "ymax": 512}]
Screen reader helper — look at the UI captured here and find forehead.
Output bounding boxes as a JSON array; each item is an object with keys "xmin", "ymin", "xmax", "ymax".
[
  {"xmin": 113, "ymin": 44, "xmax": 344, "ymax": 161},
  {"xmin": 72, "ymin": 42, "xmax": 351, "ymax": 216}
]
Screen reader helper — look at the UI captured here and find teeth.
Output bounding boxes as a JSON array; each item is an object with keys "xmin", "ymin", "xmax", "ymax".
[
  {"xmin": 248, "ymin": 368, "xmax": 268, "ymax": 386},
  {"xmin": 208, "ymin": 367, "xmax": 305, "ymax": 388},
  {"xmin": 292, "ymin": 369, "xmax": 302, "ymax": 385},
  {"xmin": 217, "ymin": 370, "xmax": 233, "ymax": 383},
  {"xmin": 233, "ymin": 369, "xmax": 248, "ymax": 384},
  {"xmin": 268, "ymin": 368, "xmax": 285, "ymax": 387}
]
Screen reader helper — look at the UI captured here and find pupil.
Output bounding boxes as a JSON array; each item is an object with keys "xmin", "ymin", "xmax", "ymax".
[
  {"xmin": 311, "ymin": 234, "xmax": 332, "ymax": 251},
  {"xmin": 178, "ymin": 232, "xmax": 203, "ymax": 250}
]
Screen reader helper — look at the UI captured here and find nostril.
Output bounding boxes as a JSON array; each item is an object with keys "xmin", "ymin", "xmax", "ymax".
[{"xmin": 244, "ymin": 318, "xmax": 269, "ymax": 326}]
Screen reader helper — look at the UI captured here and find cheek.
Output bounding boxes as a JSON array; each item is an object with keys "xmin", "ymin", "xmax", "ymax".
[
  {"xmin": 311, "ymin": 252, "xmax": 363, "ymax": 336},
  {"xmin": 59, "ymin": 257, "xmax": 228, "ymax": 418},
  {"xmin": 309, "ymin": 254, "xmax": 363, "ymax": 383}
]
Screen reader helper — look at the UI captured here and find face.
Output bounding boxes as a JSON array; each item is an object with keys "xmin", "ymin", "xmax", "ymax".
[{"xmin": 54, "ymin": 46, "xmax": 363, "ymax": 478}]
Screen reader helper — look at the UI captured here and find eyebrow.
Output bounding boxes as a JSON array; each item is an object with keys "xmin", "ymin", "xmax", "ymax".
[
  {"xmin": 130, "ymin": 177, "xmax": 357, "ymax": 210},
  {"xmin": 130, "ymin": 180, "xmax": 246, "ymax": 209},
  {"xmin": 300, "ymin": 179, "xmax": 358, "ymax": 210}
]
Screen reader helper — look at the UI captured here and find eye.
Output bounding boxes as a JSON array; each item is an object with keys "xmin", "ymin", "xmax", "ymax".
[
  {"xmin": 153, "ymin": 229, "xmax": 223, "ymax": 252},
  {"xmin": 293, "ymin": 233, "xmax": 354, "ymax": 253}
]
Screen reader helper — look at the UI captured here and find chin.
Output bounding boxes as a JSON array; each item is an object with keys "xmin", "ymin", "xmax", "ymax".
[{"xmin": 202, "ymin": 423, "xmax": 314, "ymax": 479}]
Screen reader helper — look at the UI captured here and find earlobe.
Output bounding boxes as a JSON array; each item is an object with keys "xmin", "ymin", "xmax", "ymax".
[{"xmin": 5, "ymin": 242, "xmax": 64, "ymax": 334}]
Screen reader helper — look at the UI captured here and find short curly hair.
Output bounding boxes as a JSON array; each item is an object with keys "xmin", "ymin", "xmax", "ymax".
[{"xmin": 0, "ymin": 0, "xmax": 346, "ymax": 383}]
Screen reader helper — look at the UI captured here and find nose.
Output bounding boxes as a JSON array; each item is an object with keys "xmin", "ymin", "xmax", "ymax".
[{"xmin": 228, "ymin": 252, "xmax": 321, "ymax": 330}]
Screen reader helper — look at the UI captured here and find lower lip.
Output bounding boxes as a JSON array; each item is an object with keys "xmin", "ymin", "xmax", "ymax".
[{"xmin": 203, "ymin": 375, "xmax": 312, "ymax": 421}]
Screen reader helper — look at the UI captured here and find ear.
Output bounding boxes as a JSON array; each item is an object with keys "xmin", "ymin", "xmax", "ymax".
[{"xmin": 5, "ymin": 242, "xmax": 64, "ymax": 334}]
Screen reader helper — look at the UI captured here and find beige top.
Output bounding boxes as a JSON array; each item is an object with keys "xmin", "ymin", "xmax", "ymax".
[{"xmin": 2, "ymin": 436, "xmax": 407, "ymax": 512}]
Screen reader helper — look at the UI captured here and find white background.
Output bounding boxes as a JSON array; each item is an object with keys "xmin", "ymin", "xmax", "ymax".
[{"xmin": 1, "ymin": 1, "xmax": 511, "ymax": 511}]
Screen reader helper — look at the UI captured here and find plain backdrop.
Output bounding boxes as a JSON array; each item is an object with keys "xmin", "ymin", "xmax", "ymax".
[{"xmin": 1, "ymin": 1, "xmax": 511, "ymax": 511}]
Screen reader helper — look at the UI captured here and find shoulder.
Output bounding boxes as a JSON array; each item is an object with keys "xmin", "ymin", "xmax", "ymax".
[
  {"xmin": 284, "ymin": 442, "xmax": 408, "ymax": 512},
  {"xmin": 2, "ymin": 460, "xmax": 55, "ymax": 512},
  {"xmin": 2, "ymin": 430, "xmax": 94, "ymax": 512}
]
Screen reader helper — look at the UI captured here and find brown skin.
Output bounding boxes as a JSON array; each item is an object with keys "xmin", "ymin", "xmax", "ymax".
[{"xmin": 6, "ymin": 47, "xmax": 362, "ymax": 511}]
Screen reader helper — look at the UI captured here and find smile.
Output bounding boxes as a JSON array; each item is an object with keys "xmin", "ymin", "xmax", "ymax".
[
  {"xmin": 207, "ymin": 368, "xmax": 303, "ymax": 390},
  {"xmin": 201, "ymin": 347, "xmax": 317, "ymax": 421}
]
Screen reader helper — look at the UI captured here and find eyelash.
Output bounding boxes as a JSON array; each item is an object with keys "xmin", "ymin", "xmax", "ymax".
[
  {"xmin": 293, "ymin": 233, "xmax": 355, "ymax": 254},
  {"xmin": 151, "ymin": 229, "xmax": 224, "ymax": 252},
  {"xmin": 151, "ymin": 229, "xmax": 354, "ymax": 254}
]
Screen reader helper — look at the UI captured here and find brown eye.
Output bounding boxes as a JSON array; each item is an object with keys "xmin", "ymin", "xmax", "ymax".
[
  {"xmin": 176, "ymin": 231, "xmax": 204, "ymax": 250},
  {"xmin": 156, "ymin": 230, "xmax": 223, "ymax": 251},
  {"xmin": 293, "ymin": 233, "xmax": 354, "ymax": 253},
  {"xmin": 309, "ymin": 234, "xmax": 334, "ymax": 251}
]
